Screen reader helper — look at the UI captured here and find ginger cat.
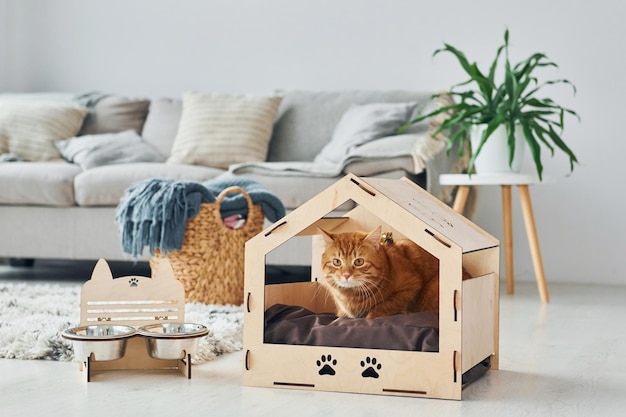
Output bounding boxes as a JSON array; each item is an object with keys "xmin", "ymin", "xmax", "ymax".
[{"xmin": 319, "ymin": 225, "xmax": 460, "ymax": 318}]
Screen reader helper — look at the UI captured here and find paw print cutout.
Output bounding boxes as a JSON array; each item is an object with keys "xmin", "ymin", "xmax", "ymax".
[
  {"xmin": 316, "ymin": 354, "xmax": 337, "ymax": 376},
  {"xmin": 129, "ymin": 277, "xmax": 139, "ymax": 287},
  {"xmin": 360, "ymin": 356, "xmax": 381, "ymax": 379}
]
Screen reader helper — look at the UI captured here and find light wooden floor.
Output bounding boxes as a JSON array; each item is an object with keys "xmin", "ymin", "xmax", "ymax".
[{"xmin": 1, "ymin": 261, "xmax": 625, "ymax": 417}]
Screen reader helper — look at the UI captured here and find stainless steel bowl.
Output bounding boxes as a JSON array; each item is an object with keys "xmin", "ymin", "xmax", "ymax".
[
  {"xmin": 137, "ymin": 323, "xmax": 208, "ymax": 360},
  {"xmin": 62, "ymin": 325, "xmax": 136, "ymax": 361}
]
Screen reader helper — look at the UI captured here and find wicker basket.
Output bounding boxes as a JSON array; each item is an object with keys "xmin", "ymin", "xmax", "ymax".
[{"xmin": 150, "ymin": 186, "xmax": 264, "ymax": 305}]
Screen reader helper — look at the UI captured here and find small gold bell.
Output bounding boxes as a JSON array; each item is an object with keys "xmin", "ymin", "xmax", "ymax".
[{"xmin": 380, "ymin": 231, "xmax": 394, "ymax": 245}]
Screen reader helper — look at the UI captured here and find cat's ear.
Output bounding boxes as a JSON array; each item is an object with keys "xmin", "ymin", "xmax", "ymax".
[
  {"xmin": 365, "ymin": 225, "xmax": 383, "ymax": 250},
  {"xmin": 317, "ymin": 227, "xmax": 334, "ymax": 244}
]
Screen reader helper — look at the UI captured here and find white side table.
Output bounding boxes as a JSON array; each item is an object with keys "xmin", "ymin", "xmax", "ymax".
[{"xmin": 440, "ymin": 173, "xmax": 549, "ymax": 302}]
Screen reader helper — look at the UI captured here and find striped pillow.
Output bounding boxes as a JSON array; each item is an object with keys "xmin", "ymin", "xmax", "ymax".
[
  {"xmin": 0, "ymin": 101, "xmax": 88, "ymax": 161},
  {"xmin": 167, "ymin": 92, "xmax": 282, "ymax": 168}
]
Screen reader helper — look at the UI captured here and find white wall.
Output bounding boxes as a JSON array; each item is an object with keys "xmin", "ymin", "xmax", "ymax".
[
  {"xmin": 2, "ymin": 0, "xmax": 624, "ymax": 286},
  {"xmin": 0, "ymin": 1, "xmax": 8, "ymax": 90}
]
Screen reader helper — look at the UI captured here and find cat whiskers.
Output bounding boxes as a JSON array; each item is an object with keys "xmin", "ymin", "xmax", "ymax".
[
  {"xmin": 352, "ymin": 275, "xmax": 385, "ymax": 315},
  {"xmin": 313, "ymin": 276, "xmax": 335, "ymax": 307}
]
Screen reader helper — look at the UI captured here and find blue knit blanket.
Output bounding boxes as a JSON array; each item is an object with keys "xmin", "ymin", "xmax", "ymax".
[{"xmin": 115, "ymin": 177, "xmax": 285, "ymax": 257}]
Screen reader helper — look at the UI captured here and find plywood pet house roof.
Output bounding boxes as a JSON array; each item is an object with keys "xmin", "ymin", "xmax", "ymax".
[{"xmin": 247, "ymin": 173, "xmax": 498, "ymax": 257}]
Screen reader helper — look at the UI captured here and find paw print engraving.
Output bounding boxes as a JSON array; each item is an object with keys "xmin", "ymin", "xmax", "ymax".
[
  {"xmin": 316, "ymin": 354, "xmax": 337, "ymax": 376},
  {"xmin": 360, "ymin": 356, "xmax": 381, "ymax": 379},
  {"xmin": 129, "ymin": 277, "xmax": 139, "ymax": 287}
]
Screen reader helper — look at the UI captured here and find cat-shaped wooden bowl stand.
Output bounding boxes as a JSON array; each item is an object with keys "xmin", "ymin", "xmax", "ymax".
[{"xmin": 76, "ymin": 258, "xmax": 189, "ymax": 381}]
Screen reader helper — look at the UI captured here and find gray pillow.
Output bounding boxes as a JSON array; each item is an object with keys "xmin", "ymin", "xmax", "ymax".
[
  {"xmin": 313, "ymin": 101, "xmax": 418, "ymax": 165},
  {"xmin": 140, "ymin": 97, "xmax": 183, "ymax": 158},
  {"xmin": 78, "ymin": 95, "xmax": 151, "ymax": 136},
  {"xmin": 55, "ymin": 130, "xmax": 165, "ymax": 170}
]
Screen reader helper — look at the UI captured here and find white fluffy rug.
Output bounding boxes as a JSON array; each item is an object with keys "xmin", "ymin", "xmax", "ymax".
[{"xmin": 0, "ymin": 281, "xmax": 243, "ymax": 363}]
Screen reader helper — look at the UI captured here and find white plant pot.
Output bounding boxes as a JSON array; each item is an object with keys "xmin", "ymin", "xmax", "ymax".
[{"xmin": 470, "ymin": 124, "xmax": 526, "ymax": 174}]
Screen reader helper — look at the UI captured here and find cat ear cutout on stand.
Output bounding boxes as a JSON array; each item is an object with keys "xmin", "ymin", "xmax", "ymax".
[
  {"xmin": 151, "ymin": 257, "xmax": 177, "ymax": 283},
  {"xmin": 90, "ymin": 257, "xmax": 176, "ymax": 283},
  {"xmin": 90, "ymin": 258, "xmax": 115, "ymax": 283}
]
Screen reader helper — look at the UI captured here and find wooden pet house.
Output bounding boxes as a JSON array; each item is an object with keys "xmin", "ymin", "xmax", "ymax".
[{"xmin": 242, "ymin": 174, "xmax": 500, "ymax": 400}]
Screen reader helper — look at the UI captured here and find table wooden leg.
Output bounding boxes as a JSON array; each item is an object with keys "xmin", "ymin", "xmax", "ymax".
[
  {"xmin": 501, "ymin": 185, "xmax": 514, "ymax": 295},
  {"xmin": 518, "ymin": 185, "xmax": 550, "ymax": 302},
  {"xmin": 452, "ymin": 185, "xmax": 470, "ymax": 214}
]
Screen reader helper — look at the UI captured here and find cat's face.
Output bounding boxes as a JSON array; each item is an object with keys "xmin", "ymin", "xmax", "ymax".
[{"xmin": 319, "ymin": 226, "xmax": 388, "ymax": 290}]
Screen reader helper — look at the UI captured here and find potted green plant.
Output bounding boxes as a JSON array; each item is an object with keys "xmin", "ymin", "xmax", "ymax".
[{"xmin": 402, "ymin": 29, "xmax": 579, "ymax": 180}]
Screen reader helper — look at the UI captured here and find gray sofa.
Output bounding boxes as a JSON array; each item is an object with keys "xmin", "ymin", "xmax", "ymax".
[{"xmin": 0, "ymin": 90, "xmax": 457, "ymax": 267}]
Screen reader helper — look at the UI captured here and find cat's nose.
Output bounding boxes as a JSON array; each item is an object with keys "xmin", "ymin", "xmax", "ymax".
[{"xmin": 342, "ymin": 273, "xmax": 351, "ymax": 280}]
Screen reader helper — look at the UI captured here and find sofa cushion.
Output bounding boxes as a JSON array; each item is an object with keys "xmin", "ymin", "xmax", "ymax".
[
  {"xmin": 55, "ymin": 130, "xmax": 165, "ymax": 170},
  {"xmin": 0, "ymin": 161, "xmax": 81, "ymax": 206},
  {"xmin": 0, "ymin": 101, "xmax": 88, "ymax": 161},
  {"xmin": 141, "ymin": 97, "xmax": 182, "ymax": 158},
  {"xmin": 78, "ymin": 95, "xmax": 151, "ymax": 136},
  {"xmin": 167, "ymin": 92, "xmax": 282, "ymax": 169},
  {"xmin": 313, "ymin": 101, "xmax": 418, "ymax": 166},
  {"xmin": 268, "ymin": 90, "xmax": 432, "ymax": 163},
  {"xmin": 74, "ymin": 162, "xmax": 225, "ymax": 206}
]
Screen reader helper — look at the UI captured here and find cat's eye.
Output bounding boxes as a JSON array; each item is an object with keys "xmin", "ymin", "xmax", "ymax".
[
  {"xmin": 354, "ymin": 258, "xmax": 365, "ymax": 267},
  {"xmin": 332, "ymin": 258, "xmax": 342, "ymax": 267}
]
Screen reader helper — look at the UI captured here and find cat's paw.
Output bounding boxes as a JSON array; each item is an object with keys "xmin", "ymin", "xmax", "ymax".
[
  {"xmin": 360, "ymin": 356, "xmax": 382, "ymax": 379},
  {"xmin": 316, "ymin": 354, "xmax": 337, "ymax": 376},
  {"xmin": 129, "ymin": 277, "xmax": 138, "ymax": 287}
]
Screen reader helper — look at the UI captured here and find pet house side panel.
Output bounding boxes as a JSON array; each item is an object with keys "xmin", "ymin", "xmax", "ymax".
[
  {"xmin": 243, "ymin": 240, "xmax": 267, "ymax": 351},
  {"xmin": 435, "ymin": 243, "xmax": 464, "ymax": 389},
  {"xmin": 461, "ymin": 272, "xmax": 497, "ymax": 373},
  {"xmin": 461, "ymin": 247, "xmax": 500, "ymax": 371}
]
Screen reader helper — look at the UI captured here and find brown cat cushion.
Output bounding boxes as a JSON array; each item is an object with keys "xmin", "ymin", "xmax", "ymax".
[{"xmin": 264, "ymin": 304, "xmax": 439, "ymax": 352}]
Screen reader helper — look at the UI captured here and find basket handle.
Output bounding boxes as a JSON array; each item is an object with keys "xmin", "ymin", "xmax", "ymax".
[{"xmin": 214, "ymin": 186, "xmax": 256, "ymax": 228}]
